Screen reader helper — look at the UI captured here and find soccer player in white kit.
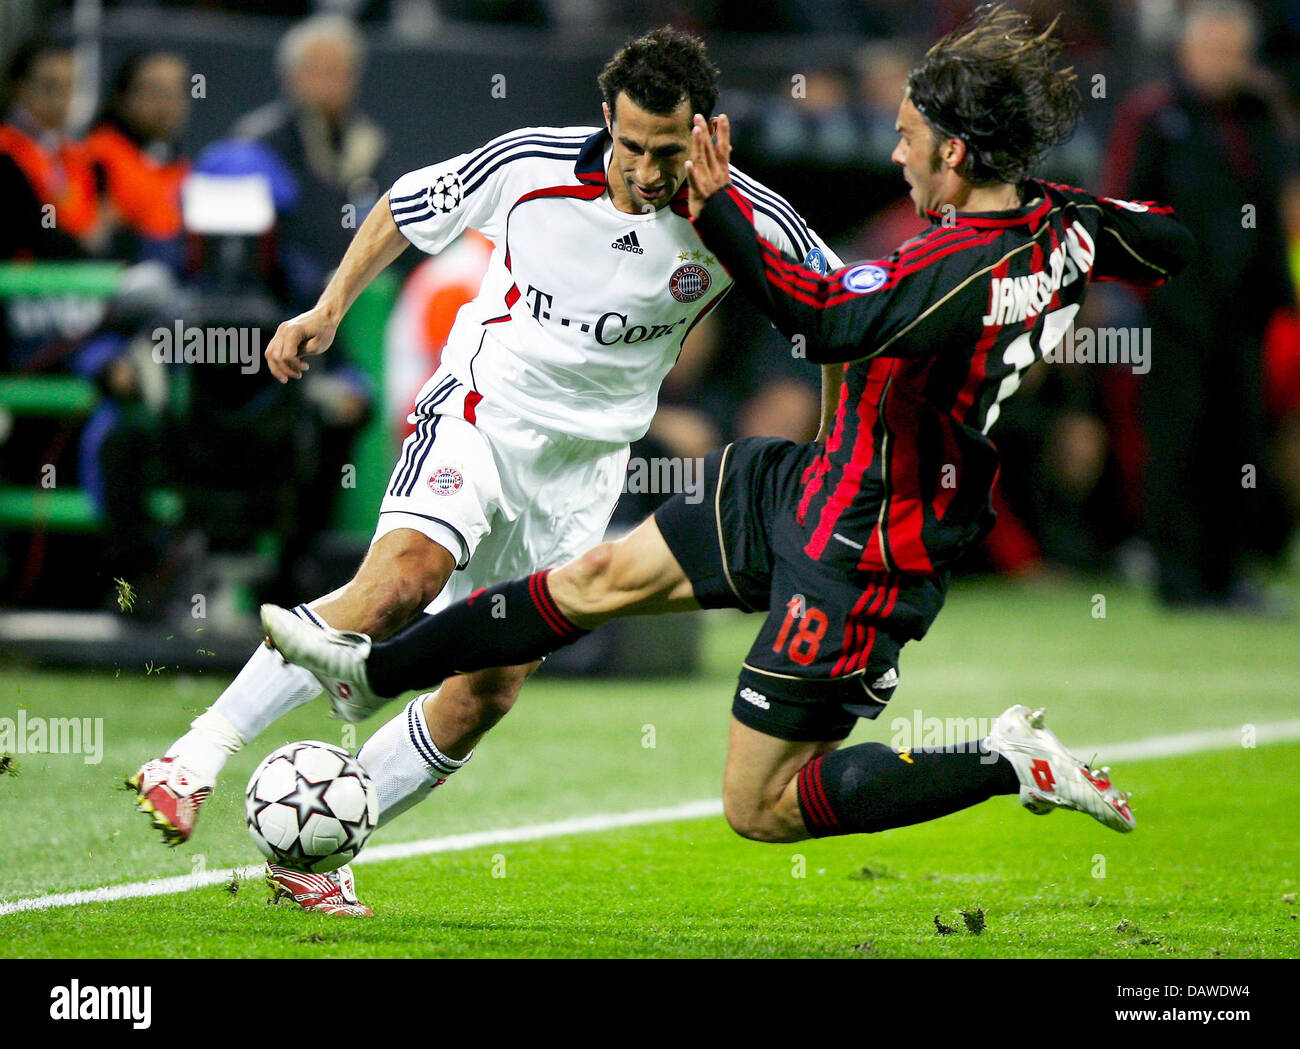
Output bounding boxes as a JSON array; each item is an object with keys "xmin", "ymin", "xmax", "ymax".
[{"xmin": 127, "ymin": 27, "xmax": 840, "ymax": 915}]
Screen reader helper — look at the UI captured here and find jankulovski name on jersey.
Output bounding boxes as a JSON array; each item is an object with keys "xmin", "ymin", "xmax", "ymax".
[
  {"xmin": 691, "ymin": 180, "xmax": 1194, "ymax": 577},
  {"xmin": 387, "ymin": 125, "xmax": 839, "ymax": 442}
]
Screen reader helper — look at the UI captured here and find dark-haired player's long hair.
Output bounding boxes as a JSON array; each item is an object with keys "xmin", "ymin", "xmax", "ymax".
[{"xmin": 906, "ymin": 3, "xmax": 1080, "ymax": 185}]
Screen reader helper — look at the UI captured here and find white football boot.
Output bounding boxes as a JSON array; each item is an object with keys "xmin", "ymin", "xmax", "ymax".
[
  {"xmin": 985, "ymin": 704, "xmax": 1135, "ymax": 833},
  {"xmin": 259, "ymin": 604, "xmax": 382, "ymax": 723}
]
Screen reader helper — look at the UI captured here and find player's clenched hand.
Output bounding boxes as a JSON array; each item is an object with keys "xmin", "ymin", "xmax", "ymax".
[
  {"xmin": 685, "ymin": 113, "xmax": 732, "ymax": 220},
  {"xmin": 265, "ymin": 307, "xmax": 338, "ymax": 383}
]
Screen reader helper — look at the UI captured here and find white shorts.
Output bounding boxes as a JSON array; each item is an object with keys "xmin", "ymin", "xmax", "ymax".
[{"xmin": 373, "ymin": 365, "xmax": 629, "ymax": 614}]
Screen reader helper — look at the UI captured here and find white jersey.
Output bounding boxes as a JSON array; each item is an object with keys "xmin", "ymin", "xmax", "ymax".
[{"xmin": 388, "ymin": 125, "xmax": 841, "ymax": 442}]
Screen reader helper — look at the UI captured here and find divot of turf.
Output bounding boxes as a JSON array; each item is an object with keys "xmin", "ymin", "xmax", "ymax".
[{"xmin": 961, "ymin": 907, "xmax": 986, "ymax": 934}]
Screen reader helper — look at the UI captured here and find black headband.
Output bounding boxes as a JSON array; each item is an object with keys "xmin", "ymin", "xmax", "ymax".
[
  {"xmin": 910, "ymin": 90, "xmax": 1006, "ymax": 180},
  {"xmin": 910, "ymin": 92, "xmax": 966, "ymax": 146}
]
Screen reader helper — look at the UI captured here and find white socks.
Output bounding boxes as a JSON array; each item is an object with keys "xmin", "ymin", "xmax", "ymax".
[
  {"xmin": 165, "ymin": 710, "xmax": 244, "ymax": 782},
  {"xmin": 357, "ymin": 692, "xmax": 472, "ymax": 826},
  {"xmin": 208, "ymin": 635, "xmax": 324, "ymax": 741},
  {"xmin": 166, "ymin": 605, "xmax": 325, "ymax": 780},
  {"xmin": 166, "ymin": 610, "xmax": 472, "ymax": 831}
]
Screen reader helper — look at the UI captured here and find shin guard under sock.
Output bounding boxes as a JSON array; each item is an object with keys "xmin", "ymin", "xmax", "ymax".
[
  {"xmin": 367, "ymin": 570, "xmax": 587, "ymax": 697},
  {"xmin": 797, "ymin": 741, "xmax": 1020, "ymax": 837}
]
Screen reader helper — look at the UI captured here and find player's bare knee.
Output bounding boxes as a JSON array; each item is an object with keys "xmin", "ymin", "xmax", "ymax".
[
  {"xmin": 726, "ymin": 811, "xmax": 786, "ymax": 844},
  {"xmin": 472, "ymin": 689, "xmax": 516, "ymax": 726},
  {"xmin": 351, "ymin": 541, "xmax": 451, "ymax": 635},
  {"xmin": 723, "ymin": 796, "xmax": 784, "ymax": 843},
  {"xmin": 362, "ymin": 577, "xmax": 430, "ymax": 635}
]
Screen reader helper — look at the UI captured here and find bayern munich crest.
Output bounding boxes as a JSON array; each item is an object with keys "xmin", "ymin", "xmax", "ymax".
[
  {"xmin": 428, "ymin": 466, "xmax": 464, "ymax": 496},
  {"xmin": 669, "ymin": 263, "xmax": 711, "ymax": 303}
]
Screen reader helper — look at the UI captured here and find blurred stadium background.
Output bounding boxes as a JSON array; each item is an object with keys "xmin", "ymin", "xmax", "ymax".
[{"xmin": 0, "ymin": 0, "xmax": 1297, "ymax": 667}]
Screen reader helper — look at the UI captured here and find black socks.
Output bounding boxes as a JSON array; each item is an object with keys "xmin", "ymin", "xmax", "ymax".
[
  {"xmin": 797, "ymin": 741, "xmax": 1021, "ymax": 837},
  {"xmin": 366, "ymin": 570, "xmax": 588, "ymax": 697}
]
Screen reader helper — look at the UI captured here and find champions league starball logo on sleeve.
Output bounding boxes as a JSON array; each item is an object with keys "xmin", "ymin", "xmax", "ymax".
[
  {"xmin": 429, "ymin": 172, "xmax": 463, "ymax": 214},
  {"xmin": 669, "ymin": 264, "xmax": 711, "ymax": 303}
]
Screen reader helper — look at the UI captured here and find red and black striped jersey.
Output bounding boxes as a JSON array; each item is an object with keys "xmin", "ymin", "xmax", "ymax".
[{"xmin": 693, "ymin": 179, "xmax": 1195, "ymax": 576}]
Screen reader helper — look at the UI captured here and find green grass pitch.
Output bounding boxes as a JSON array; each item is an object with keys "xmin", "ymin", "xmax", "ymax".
[{"xmin": 1, "ymin": 573, "xmax": 1297, "ymax": 958}]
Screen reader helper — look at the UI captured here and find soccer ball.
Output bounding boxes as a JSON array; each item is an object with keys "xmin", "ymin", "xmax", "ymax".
[{"xmin": 245, "ymin": 741, "xmax": 379, "ymax": 873}]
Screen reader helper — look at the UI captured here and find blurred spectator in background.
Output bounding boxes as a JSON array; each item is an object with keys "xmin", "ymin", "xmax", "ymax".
[
  {"xmin": 1269, "ymin": 177, "xmax": 1300, "ymax": 513},
  {"xmin": 650, "ymin": 313, "xmax": 723, "ymax": 456},
  {"xmin": 854, "ymin": 41, "xmax": 919, "ymax": 164},
  {"xmin": 0, "ymin": 40, "xmax": 110, "ymax": 260},
  {"xmin": 225, "ymin": 14, "xmax": 380, "ymax": 600},
  {"xmin": 1105, "ymin": 0, "xmax": 1298, "ymax": 613},
  {"xmin": 80, "ymin": 142, "xmax": 373, "ymax": 614},
  {"xmin": 719, "ymin": 61, "xmax": 889, "ymax": 448},
  {"xmin": 731, "ymin": 63, "xmax": 888, "ymax": 243},
  {"xmin": 84, "ymin": 51, "xmax": 191, "ymax": 271},
  {"xmin": 752, "ymin": 66, "xmax": 859, "ymax": 168},
  {"xmin": 232, "ymin": 13, "xmax": 392, "ymax": 307}
]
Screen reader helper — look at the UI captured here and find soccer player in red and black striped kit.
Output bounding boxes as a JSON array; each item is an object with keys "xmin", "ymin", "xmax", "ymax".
[{"xmin": 263, "ymin": 5, "xmax": 1194, "ymax": 850}]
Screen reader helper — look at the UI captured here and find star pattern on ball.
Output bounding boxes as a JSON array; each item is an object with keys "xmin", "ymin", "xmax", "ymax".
[
  {"xmin": 338, "ymin": 802, "xmax": 370, "ymax": 856},
  {"xmin": 283, "ymin": 776, "xmax": 334, "ymax": 826},
  {"xmin": 246, "ymin": 742, "xmax": 379, "ymax": 872}
]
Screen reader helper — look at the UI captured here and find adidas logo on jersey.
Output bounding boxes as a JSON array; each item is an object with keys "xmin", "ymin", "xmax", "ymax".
[
  {"xmin": 611, "ymin": 231, "xmax": 644, "ymax": 254},
  {"xmin": 738, "ymin": 687, "xmax": 770, "ymax": 710}
]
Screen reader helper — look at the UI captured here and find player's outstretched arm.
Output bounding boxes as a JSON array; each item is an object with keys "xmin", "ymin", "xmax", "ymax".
[
  {"xmin": 687, "ymin": 115, "xmax": 849, "ymax": 427},
  {"xmin": 687, "ymin": 115, "xmax": 880, "ymax": 363},
  {"xmin": 1094, "ymin": 194, "xmax": 1195, "ymax": 285},
  {"xmin": 265, "ymin": 192, "xmax": 410, "ymax": 383},
  {"xmin": 1049, "ymin": 182, "xmax": 1195, "ymax": 287}
]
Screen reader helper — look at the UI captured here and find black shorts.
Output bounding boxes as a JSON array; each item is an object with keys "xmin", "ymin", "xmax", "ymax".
[{"xmin": 655, "ymin": 437, "xmax": 947, "ymax": 742}]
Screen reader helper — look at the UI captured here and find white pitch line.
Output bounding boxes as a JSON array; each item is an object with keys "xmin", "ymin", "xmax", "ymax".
[
  {"xmin": 355, "ymin": 798, "xmax": 722, "ymax": 863},
  {"xmin": 4, "ymin": 721, "xmax": 1299, "ymax": 917},
  {"xmin": 0, "ymin": 799, "xmax": 723, "ymax": 918},
  {"xmin": 1077, "ymin": 719, "xmax": 1300, "ymax": 763},
  {"xmin": 0, "ymin": 865, "xmax": 270, "ymax": 917}
]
